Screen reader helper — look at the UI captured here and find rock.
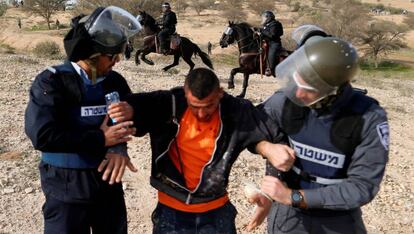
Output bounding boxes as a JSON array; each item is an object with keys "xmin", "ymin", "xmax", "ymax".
[
  {"xmin": 24, "ymin": 187, "xmax": 34, "ymax": 194},
  {"xmin": 3, "ymin": 188, "xmax": 14, "ymax": 194}
]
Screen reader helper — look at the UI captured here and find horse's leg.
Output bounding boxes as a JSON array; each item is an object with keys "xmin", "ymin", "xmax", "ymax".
[
  {"xmin": 162, "ymin": 53, "xmax": 180, "ymax": 71},
  {"xmin": 135, "ymin": 49, "xmax": 142, "ymax": 65},
  {"xmin": 237, "ymin": 73, "xmax": 250, "ymax": 98},
  {"xmin": 181, "ymin": 53, "xmax": 195, "ymax": 73},
  {"xmin": 228, "ymin": 67, "xmax": 241, "ymax": 89},
  {"xmin": 141, "ymin": 47, "xmax": 155, "ymax": 65}
]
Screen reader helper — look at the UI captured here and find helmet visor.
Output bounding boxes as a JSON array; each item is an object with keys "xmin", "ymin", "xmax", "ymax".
[
  {"xmin": 261, "ymin": 15, "xmax": 268, "ymax": 24},
  {"xmin": 88, "ymin": 6, "xmax": 142, "ymax": 47},
  {"xmin": 276, "ymin": 46, "xmax": 337, "ymax": 106}
]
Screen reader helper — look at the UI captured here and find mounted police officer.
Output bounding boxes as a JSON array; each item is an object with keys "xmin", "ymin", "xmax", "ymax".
[
  {"xmin": 247, "ymin": 37, "xmax": 389, "ymax": 233},
  {"xmin": 25, "ymin": 6, "xmax": 142, "ymax": 233},
  {"xmin": 158, "ymin": 2, "xmax": 177, "ymax": 54},
  {"xmin": 255, "ymin": 10, "xmax": 284, "ymax": 76}
]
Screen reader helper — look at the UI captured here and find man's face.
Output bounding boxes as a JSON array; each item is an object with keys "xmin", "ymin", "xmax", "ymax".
[
  {"xmin": 162, "ymin": 6, "xmax": 168, "ymax": 13},
  {"xmin": 185, "ymin": 86, "xmax": 223, "ymax": 122},
  {"xmin": 96, "ymin": 53, "xmax": 122, "ymax": 76},
  {"xmin": 293, "ymin": 73, "xmax": 324, "ymax": 106}
]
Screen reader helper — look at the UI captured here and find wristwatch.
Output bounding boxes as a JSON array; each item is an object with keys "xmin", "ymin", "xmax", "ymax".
[{"xmin": 291, "ymin": 190, "xmax": 303, "ymax": 208}]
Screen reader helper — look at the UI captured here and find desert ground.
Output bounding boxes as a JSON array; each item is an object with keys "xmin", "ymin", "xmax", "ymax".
[{"xmin": 1, "ymin": 4, "xmax": 414, "ymax": 234}]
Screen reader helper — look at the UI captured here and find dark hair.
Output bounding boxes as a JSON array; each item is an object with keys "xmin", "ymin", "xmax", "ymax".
[{"xmin": 185, "ymin": 68, "xmax": 220, "ymax": 99}]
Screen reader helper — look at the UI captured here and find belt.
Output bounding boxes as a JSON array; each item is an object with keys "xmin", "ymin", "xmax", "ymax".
[{"xmin": 292, "ymin": 166, "xmax": 345, "ymax": 185}]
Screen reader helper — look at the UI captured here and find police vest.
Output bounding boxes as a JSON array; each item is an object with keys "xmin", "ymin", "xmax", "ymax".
[
  {"xmin": 41, "ymin": 64, "xmax": 108, "ymax": 168},
  {"xmin": 280, "ymin": 91, "xmax": 378, "ymax": 189}
]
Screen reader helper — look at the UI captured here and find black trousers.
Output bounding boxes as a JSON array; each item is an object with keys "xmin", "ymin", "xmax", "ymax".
[
  {"xmin": 158, "ymin": 28, "xmax": 175, "ymax": 50},
  {"xmin": 39, "ymin": 161, "xmax": 127, "ymax": 234},
  {"xmin": 268, "ymin": 42, "xmax": 282, "ymax": 74}
]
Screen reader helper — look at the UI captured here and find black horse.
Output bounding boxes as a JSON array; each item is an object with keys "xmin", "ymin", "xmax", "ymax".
[
  {"xmin": 219, "ymin": 21, "xmax": 290, "ymax": 98},
  {"xmin": 135, "ymin": 11, "xmax": 213, "ymax": 72}
]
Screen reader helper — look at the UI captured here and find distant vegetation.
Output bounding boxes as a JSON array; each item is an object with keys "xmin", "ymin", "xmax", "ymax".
[{"xmin": 32, "ymin": 41, "xmax": 62, "ymax": 59}]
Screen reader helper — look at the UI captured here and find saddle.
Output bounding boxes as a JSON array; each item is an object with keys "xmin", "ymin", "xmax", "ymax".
[{"xmin": 152, "ymin": 33, "xmax": 181, "ymax": 54}]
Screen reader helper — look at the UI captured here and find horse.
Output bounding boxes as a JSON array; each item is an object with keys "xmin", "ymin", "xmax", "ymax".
[
  {"xmin": 219, "ymin": 21, "xmax": 291, "ymax": 98},
  {"xmin": 135, "ymin": 11, "xmax": 213, "ymax": 72}
]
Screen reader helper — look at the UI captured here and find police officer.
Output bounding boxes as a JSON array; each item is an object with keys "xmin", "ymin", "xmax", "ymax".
[
  {"xmin": 256, "ymin": 10, "xmax": 283, "ymax": 76},
  {"xmin": 25, "ymin": 6, "xmax": 141, "ymax": 233},
  {"xmin": 158, "ymin": 2, "xmax": 177, "ymax": 54},
  {"xmin": 247, "ymin": 37, "xmax": 389, "ymax": 233}
]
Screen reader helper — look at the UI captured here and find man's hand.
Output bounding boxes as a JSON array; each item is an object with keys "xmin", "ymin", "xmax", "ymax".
[
  {"xmin": 256, "ymin": 141, "xmax": 295, "ymax": 171},
  {"xmin": 98, "ymin": 153, "xmax": 138, "ymax": 184},
  {"xmin": 107, "ymin": 101, "xmax": 134, "ymax": 123},
  {"xmin": 261, "ymin": 176, "xmax": 292, "ymax": 206},
  {"xmin": 100, "ymin": 115, "xmax": 136, "ymax": 147},
  {"xmin": 246, "ymin": 192, "xmax": 272, "ymax": 231}
]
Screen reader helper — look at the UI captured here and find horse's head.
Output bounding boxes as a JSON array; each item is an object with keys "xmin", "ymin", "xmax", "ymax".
[
  {"xmin": 219, "ymin": 21, "xmax": 236, "ymax": 48},
  {"xmin": 136, "ymin": 11, "xmax": 159, "ymax": 34},
  {"xmin": 219, "ymin": 21, "xmax": 254, "ymax": 49}
]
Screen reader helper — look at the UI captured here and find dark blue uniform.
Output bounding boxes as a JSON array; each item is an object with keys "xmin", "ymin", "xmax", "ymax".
[
  {"xmin": 260, "ymin": 85, "xmax": 389, "ymax": 233},
  {"xmin": 25, "ymin": 61, "xmax": 132, "ymax": 234}
]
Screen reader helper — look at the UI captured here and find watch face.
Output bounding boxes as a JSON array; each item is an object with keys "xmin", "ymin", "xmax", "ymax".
[{"xmin": 292, "ymin": 192, "xmax": 302, "ymax": 202}]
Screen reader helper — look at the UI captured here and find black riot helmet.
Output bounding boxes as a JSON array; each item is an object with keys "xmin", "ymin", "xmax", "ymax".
[
  {"xmin": 291, "ymin": 24, "xmax": 329, "ymax": 48},
  {"xmin": 261, "ymin": 11, "xmax": 275, "ymax": 25},
  {"xmin": 64, "ymin": 6, "xmax": 142, "ymax": 62},
  {"xmin": 162, "ymin": 2, "xmax": 171, "ymax": 9},
  {"xmin": 276, "ymin": 37, "xmax": 359, "ymax": 106}
]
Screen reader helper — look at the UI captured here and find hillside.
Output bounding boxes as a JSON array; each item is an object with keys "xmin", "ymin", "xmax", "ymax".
[{"xmin": 0, "ymin": 4, "xmax": 414, "ymax": 234}]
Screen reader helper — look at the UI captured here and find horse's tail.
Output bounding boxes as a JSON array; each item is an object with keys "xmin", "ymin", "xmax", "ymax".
[{"xmin": 192, "ymin": 43, "xmax": 214, "ymax": 70}]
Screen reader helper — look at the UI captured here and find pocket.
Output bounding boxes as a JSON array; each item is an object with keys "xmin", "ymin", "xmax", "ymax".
[{"xmin": 42, "ymin": 197, "xmax": 60, "ymax": 221}]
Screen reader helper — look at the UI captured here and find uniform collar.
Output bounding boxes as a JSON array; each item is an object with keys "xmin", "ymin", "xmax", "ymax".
[{"xmin": 70, "ymin": 62, "xmax": 105, "ymax": 85}]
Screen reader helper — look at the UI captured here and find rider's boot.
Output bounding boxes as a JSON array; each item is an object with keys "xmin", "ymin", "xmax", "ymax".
[{"xmin": 265, "ymin": 67, "xmax": 272, "ymax": 76}]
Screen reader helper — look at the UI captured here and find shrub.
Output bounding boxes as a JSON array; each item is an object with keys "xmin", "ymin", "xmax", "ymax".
[{"xmin": 32, "ymin": 41, "xmax": 62, "ymax": 59}]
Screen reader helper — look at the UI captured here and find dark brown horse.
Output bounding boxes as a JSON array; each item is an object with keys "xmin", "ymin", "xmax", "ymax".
[
  {"xmin": 219, "ymin": 21, "xmax": 290, "ymax": 98},
  {"xmin": 135, "ymin": 11, "xmax": 213, "ymax": 72}
]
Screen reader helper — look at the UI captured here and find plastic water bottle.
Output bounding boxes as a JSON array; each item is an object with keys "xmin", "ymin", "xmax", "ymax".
[{"xmin": 105, "ymin": 91, "xmax": 120, "ymax": 124}]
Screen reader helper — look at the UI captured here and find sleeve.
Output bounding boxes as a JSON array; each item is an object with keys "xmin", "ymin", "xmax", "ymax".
[
  {"xmin": 235, "ymin": 96, "xmax": 285, "ymax": 152},
  {"xmin": 125, "ymin": 90, "xmax": 173, "ymax": 136},
  {"xmin": 261, "ymin": 21, "xmax": 283, "ymax": 41},
  {"xmin": 304, "ymin": 106, "xmax": 389, "ymax": 210},
  {"xmin": 24, "ymin": 71, "xmax": 106, "ymax": 155}
]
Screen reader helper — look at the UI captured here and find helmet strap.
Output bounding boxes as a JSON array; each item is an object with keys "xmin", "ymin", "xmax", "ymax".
[{"xmin": 85, "ymin": 53, "xmax": 100, "ymax": 85}]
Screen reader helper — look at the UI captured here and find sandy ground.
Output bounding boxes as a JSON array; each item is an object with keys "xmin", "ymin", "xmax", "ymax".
[{"xmin": 0, "ymin": 5, "xmax": 414, "ymax": 234}]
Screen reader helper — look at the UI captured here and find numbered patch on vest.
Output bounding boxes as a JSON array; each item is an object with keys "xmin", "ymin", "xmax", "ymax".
[
  {"xmin": 81, "ymin": 105, "xmax": 107, "ymax": 117},
  {"xmin": 290, "ymin": 139, "xmax": 346, "ymax": 169},
  {"xmin": 376, "ymin": 122, "xmax": 389, "ymax": 150}
]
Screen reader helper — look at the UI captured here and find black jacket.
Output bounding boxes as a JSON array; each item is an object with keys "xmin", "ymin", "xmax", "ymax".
[
  {"xmin": 261, "ymin": 19, "xmax": 284, "ymax": 43},
  {"xmin": 161, "ymin": 10, "xmax": 177, "ymax": 31},
  {"xmin": 25, "ymin": 62, "xmax": 131, "ymax": 159},
  {"xmin": 127, "ymin": 88, "xmax": 272, "ymax": 204}
]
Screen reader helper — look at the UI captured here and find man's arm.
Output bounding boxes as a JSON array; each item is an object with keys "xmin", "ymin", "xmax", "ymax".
[{"xmin": 25, "ymin": 71, "xmax": 134, "ymax": 155}]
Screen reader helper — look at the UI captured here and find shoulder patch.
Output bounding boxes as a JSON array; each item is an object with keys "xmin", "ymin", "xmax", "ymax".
[
  {"xmin": 46, "ymin": 66, "xmax": 57, "ymax": 74},
  {"xmin": 376, "ymin": 121, "xmax": 389, "ymax": 150}
]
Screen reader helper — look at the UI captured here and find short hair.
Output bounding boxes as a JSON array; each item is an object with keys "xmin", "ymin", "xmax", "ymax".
[{"xmin": 185, "ymin": 68, "xmax": 220, "ymax": 100}]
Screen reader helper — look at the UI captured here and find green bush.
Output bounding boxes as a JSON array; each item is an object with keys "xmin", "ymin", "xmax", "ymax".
[
  {"xmin": 32, "ymin": 41, "xmax": 62, "ymax": 59},
  {"xmin": 0, "ymin": 2, "xmax": 7, "ymax": 17}
]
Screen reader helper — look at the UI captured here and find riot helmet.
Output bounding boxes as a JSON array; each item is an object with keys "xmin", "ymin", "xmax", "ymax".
[
  {"xmin": 276, "ymin": 37, "xmax": 359, "ymax": 106},
  {"xmin": 162, "ymin": 2, "xmax": 171, "ymax": 11},
  {"xmin": 261, "ymin": 11, "xmax": 275, "ymax": 25},
  {"xmin": 64, "ymin": 6, "xmax": 142, "ymax": 62},
  {"xmin": 292, "ymin": 24, "xmax": 328, "ymax": 48}
]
